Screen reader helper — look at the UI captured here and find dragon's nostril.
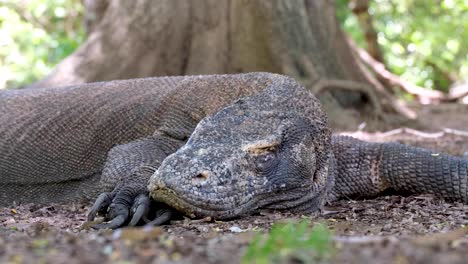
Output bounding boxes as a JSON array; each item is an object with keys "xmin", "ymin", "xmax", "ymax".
[{"xmin": 192, "ymin": 170, "xmax": 210, "ymax": 185}]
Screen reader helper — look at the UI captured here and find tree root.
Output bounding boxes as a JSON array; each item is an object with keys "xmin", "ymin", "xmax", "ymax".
[
  {"xmin": 311, "ymin": 77, "xmax": 420, "ymax": 124},
  {"xmin": 348, "ymin": 37, "xmax": 467, "ymax": 103},
  {"xmin": 341, "ymin": 38, "xmax": 418, "ymax": 120},
  {"xmin": 312, "ymin": 79, "xmax": 384, "ymax": 119}
]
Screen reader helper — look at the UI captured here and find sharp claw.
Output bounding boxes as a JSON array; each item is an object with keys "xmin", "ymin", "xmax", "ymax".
[
  {"xmin": 92, "ymin": 215, "xmax": 127, "ymax": 230},
  {"xmin": 91, "ymin": 196, "xmax": 130, "ymax": 229},
  {"xmin": 88, "ymin": 192, "xmax": 113, "ymax": 221},
  {"xmin": 88, "ymin": 188, "xmax": 157, "ymax": 229},
  {"xmin": 128, "ymin": 195, "xmax": 151, "ymax": 226},
  {"xmin": 145, "ymin": 209, "xmax": 173, "ymax": 226}
]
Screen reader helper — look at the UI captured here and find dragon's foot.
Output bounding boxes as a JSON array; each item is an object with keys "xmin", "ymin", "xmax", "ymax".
[{"xmin": 87, "ymin": 187, "xmax": 177, "ymax": 229}]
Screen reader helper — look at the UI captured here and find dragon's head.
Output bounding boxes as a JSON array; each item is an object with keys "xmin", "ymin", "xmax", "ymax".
[{"xmin": 148, "ymin": 77, "xmax": 333, "ymax": 219}]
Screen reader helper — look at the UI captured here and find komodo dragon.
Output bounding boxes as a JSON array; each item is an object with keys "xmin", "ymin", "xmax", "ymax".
[{"xmin": 1, "ymin": 73, "xmax": 466, "ymax": 229}]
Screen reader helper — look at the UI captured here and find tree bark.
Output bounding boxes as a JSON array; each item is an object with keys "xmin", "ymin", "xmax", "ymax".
[{"xmin": 29, "ymin": 0, "xmax": 409, "ymax": 130}]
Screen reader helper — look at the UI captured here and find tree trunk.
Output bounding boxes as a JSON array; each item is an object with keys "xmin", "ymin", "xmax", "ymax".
[{"xmin": 29, "ymin": 0, "xmax": 409, "ymax": 130}]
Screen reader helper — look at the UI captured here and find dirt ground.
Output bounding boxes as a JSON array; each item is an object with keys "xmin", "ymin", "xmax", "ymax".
[{"xmin": 1, "ymin": 103, "xmax": 468, "ymax": 264}]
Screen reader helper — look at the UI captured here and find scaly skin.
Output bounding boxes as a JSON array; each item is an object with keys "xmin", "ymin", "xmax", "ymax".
[
  {"xmin": 330, "ymin": 136, "xmax": 467, "ymax": 203},
  {"xmin": 0, "ymin": 73, "xmax": 272, "ymax": 205},
  {"xmin": 0, "ymin": 73, "xmax": 466, "ymax": 229}
]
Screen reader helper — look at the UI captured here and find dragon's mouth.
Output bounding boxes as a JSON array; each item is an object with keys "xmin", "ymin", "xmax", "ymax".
[
  {"xmin": 151, "ymin": 189, "xmax": 198, "ymax": 218},
  {"xmin": 150, "ymin": 187, "xmax": 258, "ymax": 220}
]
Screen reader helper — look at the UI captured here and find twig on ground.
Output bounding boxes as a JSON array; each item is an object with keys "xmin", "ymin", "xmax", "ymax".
[
  {"xmin": 333, "ymin": 235, "xmax": 399, "ymax": 244},
  {"xmin": 342, "ymin": 127, "xmax": 468, "ymax": 139}
]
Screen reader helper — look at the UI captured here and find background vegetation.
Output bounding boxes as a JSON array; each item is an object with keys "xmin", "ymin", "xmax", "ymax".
[
  {"xmin": 0, "ymin": 0, "xmax": 84, "ymax": 89},
  {"xmin": 0, "ymin": 0, "xmax": 466, "ymax": 94},
  {"xmin": 242, "ymin": 221, "xmax": 333, "ymax": 264},
  {"xmin": 336, "ymin": 0, "xmax": 468, "ymax": 92}
]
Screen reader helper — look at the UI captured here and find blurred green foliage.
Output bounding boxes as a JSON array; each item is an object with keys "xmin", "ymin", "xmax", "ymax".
[
  {"xmin": 0, "ymin": 0, "xmax": 84, "ymax": 89},
  {"xmin": 336, "ymin": 0, "xmax": 468, "ymax": 92},
  {"xmin": 242, "ymin": 221, "xmax": 333, "ymax": 264}
]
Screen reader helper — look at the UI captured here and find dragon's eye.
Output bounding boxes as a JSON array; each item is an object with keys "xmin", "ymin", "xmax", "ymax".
[
  {"xmin": 242, "ymin": 139, "xmax": 280, "ymax": 173},
  {"xmin": 254, "ymin": 146, "xmax": 278, "ymax": 173}
]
